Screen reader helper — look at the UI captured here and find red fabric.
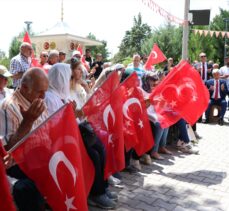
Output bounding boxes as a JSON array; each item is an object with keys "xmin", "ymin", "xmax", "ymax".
[
  {"xmin": 0, "ymin": 143, "xmax": 16, "ymax": 211},
  {"xmin": 12, "ymin": 104, "xmax": 94, "ymax": 211},
  {"xmin": 83, "ymin": 71, "xmax": 125, "ymax": 179},
  {"xmin": 150, "ymin": 60, "xmax": 209, "ymax": 126},
  {"xmin": 215, "ymin": 80, "xmax": 219, "ymax": 100},
  {"xmin": 120, "ymin": 72, "xmax": 154, "ymax": 155},
  {"xmin": 145, "ymin": 44, "xmax": 167, "ymax": 70}
]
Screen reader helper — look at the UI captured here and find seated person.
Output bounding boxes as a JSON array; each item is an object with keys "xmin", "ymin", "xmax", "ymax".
[
  {"xmin": 0, "ymin": 67, "xmax": 49, "ymax": 211},
  {"xmin": 205, "ymin": 69, "xmax": 228, "ymax": 125}
]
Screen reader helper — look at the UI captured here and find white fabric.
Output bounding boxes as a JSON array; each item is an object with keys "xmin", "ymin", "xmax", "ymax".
[
  {"xmin": 212, "ymin": 80, "xmax": 221, "ymax": 99},
  {"xmin": 0, "ymin": 88, "xmax": 13, "ymax": 102},
  {"xmin": 70, "ymin": 84, "xmax": 88, "ymax": 109},
  {"xmin": 219, "ymin": 65, "xmax": 229, "ymax": 90},
  {"xmin": 48, "ymin": 63, "xmax": 72, "ymax": 101}
]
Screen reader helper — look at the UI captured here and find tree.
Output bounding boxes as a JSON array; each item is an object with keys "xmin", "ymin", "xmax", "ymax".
[
  {"xmin": 142, "ymin": 23, "xmax": 182, "ymax": 64},
  {"xmin": 115, "ymin": 13, "xmax": 152, "ymax": 62},
  {"xmin": 86, "ymin": 33, "xmax": 109, "ymax": 61}
]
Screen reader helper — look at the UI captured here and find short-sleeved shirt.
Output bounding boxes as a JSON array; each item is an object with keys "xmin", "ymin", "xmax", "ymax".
[
  {"xmin": 0, "ymin": 89, "xmax": 48, "ymax": 146},
  {"xmin": 219, "ymin": 65, "xmax": 229, "ymax": 90},
  {"xmin": 10, "ymin": 54, "xmax": 31, "ymax": 88},
  {"xmin": 125, "ymin": 64, "xmax": 144, "ymax": 86}
]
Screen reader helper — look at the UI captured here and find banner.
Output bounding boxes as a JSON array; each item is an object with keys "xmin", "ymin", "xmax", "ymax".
[{"xmin": 192, "ymin": 29, "xmax": 229, "ymax": 38}]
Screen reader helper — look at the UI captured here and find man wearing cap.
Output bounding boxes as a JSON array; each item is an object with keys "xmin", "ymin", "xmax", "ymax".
[
  {"xmin": 10, "ymin": 42, "xmax": 33, "ymax": 89},
  {"xmin": 197, "ymin": 52, "xmax": 212, "ymax": 82},
  {"xmin": 205, "ymin": 69, "xmax": 228, "ymax": 125},
  {"xmin": 0, "ymin": 65, "xmax": 13, "ymax": 101},
  {"xmin": 59, "ymin": 51, "xmax": 66, "ymax": 63}
]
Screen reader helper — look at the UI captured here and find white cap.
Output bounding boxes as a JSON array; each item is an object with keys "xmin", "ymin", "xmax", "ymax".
[
  {"xmin": 0, "ymin": 65, "xmax": 12, "ymax": 77},
  {"xmin": 72, "ymin": 50, "xmax": 81, "ymax": 57}
]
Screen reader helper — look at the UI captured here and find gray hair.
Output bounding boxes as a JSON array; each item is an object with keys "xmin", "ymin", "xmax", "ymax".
[
  {"xmin": 48, "ymin": 50, "xmax": 59, "ymax": 59},
  {"xmin": 20, "ymin": 42, "xmax": 32, "ymax": 53}
]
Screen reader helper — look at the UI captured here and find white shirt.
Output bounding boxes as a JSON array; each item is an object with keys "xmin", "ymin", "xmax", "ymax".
[
  {"xmin": 0, "ymin": 87, "xmax": 13, "ymax": 102},
  {"xmin": 219, "ymin": 65, "xmax": 229, "ymax": 90},
  {"xmin": 212, "ymin": 80, "xmax": 221, "ymax": 99},
  {"xmin": 70, "ymin": 84, "xmax": 89, "ymax": 109}
]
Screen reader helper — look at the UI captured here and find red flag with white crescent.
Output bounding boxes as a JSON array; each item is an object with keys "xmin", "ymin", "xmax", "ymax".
[
  {"xmin": 120, "ymin": 72, "xmax": 154, "ymax": 155},
  {"xmin": 144, "ymin": 43, "xmax": 167, "ymax": 70},
  {"xmin": 11, "ymin": 104, "xmax": 94, "ymax": 211},
  {"xmin": 83, "ymin": 71, "xmax": 125, "ymax": 179},
  {"xmin": 150, "ymin": 60, "xmax": 209, "ymax": 126}
]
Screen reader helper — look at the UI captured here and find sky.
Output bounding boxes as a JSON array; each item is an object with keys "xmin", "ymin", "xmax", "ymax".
[{"xmin": 0, "ymin": 0, "xmax": 228, "ymax": 57}]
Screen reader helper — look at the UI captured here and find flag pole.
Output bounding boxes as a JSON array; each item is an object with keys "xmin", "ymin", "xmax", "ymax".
[{"xmin": 181, "ymin": 0, "xmax": 190, "ymax": 60}]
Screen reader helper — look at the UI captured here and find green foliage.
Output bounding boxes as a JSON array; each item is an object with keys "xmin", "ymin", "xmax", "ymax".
[
  {"xmin": 86, "ymin": 33, "xmax": 110, "ymax": 61},
  {"xmin": 9, "ymin": 37, "xmax": 21, "ymax": 59},
  {"xmin": 142, "ymin": 23, "xmax": 182, "ymax": 64},
  {"xmin": 117, "ymin": 13, "xmax": 152, "ymax": 59}
]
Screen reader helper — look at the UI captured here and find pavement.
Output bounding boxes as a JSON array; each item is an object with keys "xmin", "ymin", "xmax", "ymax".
[{"xmin": 89, "ymin": 112, "xmax": 229, "ymax": 211}]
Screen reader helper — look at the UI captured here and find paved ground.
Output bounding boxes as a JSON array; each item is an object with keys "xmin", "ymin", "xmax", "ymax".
[{"xmin": 90, "ymin": 112, "xmax": 229, "ymax": 211}]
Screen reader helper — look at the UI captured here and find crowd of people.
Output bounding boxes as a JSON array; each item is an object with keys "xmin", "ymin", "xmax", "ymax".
[{"xmin": 0, "ymin": 42, "xmax": 229, "ymax": 210}]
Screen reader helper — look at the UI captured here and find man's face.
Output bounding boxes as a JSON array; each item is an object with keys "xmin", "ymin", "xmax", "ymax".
[
  {"xmin": 23, "ymin": 79, "xmax": 49, "ymax": 103},
  {"xmin": 49, "ymin": 55, "xmax": 59, "ymax": 65},
  {"xmin": 133, "ymin": 56, "xmax": 140, "ymax": 68},
  {"xmin": 59, "ymin": 53, "xmax": 66, "ymax": 62},
  {"xmin": 86, "ymin": 51, "xmax": 91, "ymax": 57},
  {"xmin": 22, "ymin": 45, "xmax": 33, "ymax": 58},
  {"xmin": 200, "ymin": 55, "xmax": 207, "ymax": 62},
  {"xmin": 40, "ymin": 53, "xmax": 48, "ymax": 63},
  {"xmin": 213, "ymin": 72, "xmax": 220, "ymax": 80},
  {"xmin": 96, "ymin": 55, "xmax": 102, "ymax": 62},
  {"xmin": 0, "ymin": 75, "xmax": 8, "ymax": 89},
  {"xmin": 225, "ymin": 58, "xmax": 229, "ymax": 66}
]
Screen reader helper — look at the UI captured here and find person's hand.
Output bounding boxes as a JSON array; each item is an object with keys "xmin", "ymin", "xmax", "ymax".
[
  {"xmin": 12, "ymin": 72, "xmax": 24, "ymax": 80},
  {"xmin": 95, "ymin": 64, "xmax": 99, "ymax": 68},
  {"xmin": 20, "ymin": 98, "xmax": 46, "ymax": 123},
  {"xmin": 221, "ymin": 84, "xmax": 225, "ymax": 91},
  {"xmin": 145, "ymin": 99, "xmax": 151, "ymax": 108},
  {"xmin": 3, "ymin": 153, "xmax": 14, "ymax": 169},
  {"xmin": 90, "ymin": 67, "xmax": 96, "ymax": 75},
  {"xmin": 209, "ymin": 85, "xmax": 214, "ymax": 91},
  {"xmin": 75, "ymin": 109, "xmax": 84, "ymax": 119}
]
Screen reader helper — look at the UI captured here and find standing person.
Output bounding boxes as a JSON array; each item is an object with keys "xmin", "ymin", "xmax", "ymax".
[
  {"xmin": 163, "ymin": 58, "xmax": 175, "ymax": 74},
  {"xmin": 91, "ymin": 53, "xmax": 104, "ymax": 79},
  {"xmin": 125, "ymin": 54, "xmax": 144, "ymax": 84},
  {"xmin": 197, "ymin": 52, "xmax": 212, "ymax": 82},
  {"xmin": 59, "ymin": 50, "xmax": 66, "ymax": 63},
  {"xmin": 205, "ymin": 69, "xmax": 228, "ymax": 125},
  {"xmin": 10, "ymin": 42, "xmax": 33, "ymax": 89},
  {"xmin": 219, "ymin": 57, "xmax": 229, "ymax": 108},
  {"xmin": 85, "ymin": 49, "xmax": 94, "ymax": 68},
  {"xmin": 0, "ymin": 65, "xmax": 13, "ymax": 101}
]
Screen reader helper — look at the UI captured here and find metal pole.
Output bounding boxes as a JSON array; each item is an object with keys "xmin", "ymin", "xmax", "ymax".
[
  {"xmin": 182, "ymin": 0, "xmax": 190, "ymax": 60},
  {"xmin": 224, "ymin": 19, "xmax": 229, "ymax": 59}
]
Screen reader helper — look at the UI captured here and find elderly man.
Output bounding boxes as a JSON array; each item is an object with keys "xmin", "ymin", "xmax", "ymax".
[
  {"xmin": 0, "ymin": 67, "xmax": 49, "ymax": 210},
  {"xmin": 220, "ymin": 57, "xmax": 229, "ymax": 107},
  {"xmin": 48, "ymin": 50, "xmax": 59, "ymax": 66},
  {"xmin": 0, "ymin": 65, "xmax": 13, "ymax": 101},
  {"xmin": 197, "ymin": 52, "xmax": 212, "ymax": 82},
  {"xmin": 10, "ymin": 42, "xmax": 33, "ymax": 89},
  {"xmin": 205, "ymin": 69, "xmax": 228, "ymax": 125}
]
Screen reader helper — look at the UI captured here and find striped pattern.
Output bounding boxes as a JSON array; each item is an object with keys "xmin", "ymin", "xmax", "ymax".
[{"xmin": 0, "ymin": 90, "xmax": 47, "ymax": 146}]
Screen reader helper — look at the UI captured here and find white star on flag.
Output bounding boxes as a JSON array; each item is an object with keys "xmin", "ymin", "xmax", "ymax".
[
  {"xmin": 108, "ymin": 134, "xmax": 114, "ymax": 147},
  {"xmin": 125, "ymin": 120, "xmax": 131, "ymax": 127},
  {"xmin": 138, "ymin": 119, "xmax": 144, "ymax": 129},
  {"xmin": 65, "ymin": 195, "xmax": 77, "ymax": 211},
  {"xmin": 170, "ymin": 100, "xmax": 177, "ymax": 108}
]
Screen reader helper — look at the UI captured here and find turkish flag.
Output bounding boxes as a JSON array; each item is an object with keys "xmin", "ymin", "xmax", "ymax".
[
  {"xmin": 0, "ymin": 143, "xmax": 16, "ymax": 211},
  {"xmin": 120, "ymin": 72, "xmax": 154, "ymax": 155},
  {"xmin": 23, "ymin": 31, "xmax": 39, "ymax": 67},
  {"xmin": 77, "ymin": 44, "xmax": 89, "ymax": 70},
  {"xmin": 83, "ymin": 71, "xmax": 125, "ymax": 179},
  {"xmin": 145, "ymin": 43, "xmax": 167, "ymax": 70},
  {"xmin": 150, "ymin": 60, "xmax": 209, "ymax": 126},
  {"xmin": 11, "ymin": 104, "xmax": 94, "ymax": 211}
]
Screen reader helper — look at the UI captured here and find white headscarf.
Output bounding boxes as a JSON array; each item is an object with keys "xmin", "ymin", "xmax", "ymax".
[{"xmin": 48, "ymin": 63, "xmax": 71, "ymax": 101}]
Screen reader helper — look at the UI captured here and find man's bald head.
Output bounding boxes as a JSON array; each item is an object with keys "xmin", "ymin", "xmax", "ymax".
[
  {"xmin": 20, "ymin": 42, "xmax": 33, "ymax": 58},
  {"xmin": 20, "ymin": 68, "xmax": 49, "ymax": 102}
]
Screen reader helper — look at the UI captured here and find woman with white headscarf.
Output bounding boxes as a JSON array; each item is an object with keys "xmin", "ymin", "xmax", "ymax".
[{"xmin": 45, "ymin": 63, "xmax": 72, "ymax": 116}]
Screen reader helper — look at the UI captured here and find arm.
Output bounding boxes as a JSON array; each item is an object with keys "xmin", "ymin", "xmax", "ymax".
[{"xmin": 10, "ymin": 59, "xmax": 24, "ymax": 80}]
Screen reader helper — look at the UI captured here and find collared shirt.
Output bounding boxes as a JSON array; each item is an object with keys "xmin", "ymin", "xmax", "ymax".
[
  {"xmin": 0, "ymin": 88, "xmax": 14, "ymax": 102},
  {"xmin": 212, "ymin": 80, "xmax": 221, "ymax": 99},
  {"xmin": 219, "ymin": 65, "xmax": 229, "ymax": 90},
  {"xmin": 0, "ymin": 89, "xmax": 48, "ymax": 146},
  {"xmin": 200, "ymin": 62, "xmax": 208, "ymax": 82},
  {"xmin": 10, "ymin": 53, "xmax": 31, "ymax": 88}
]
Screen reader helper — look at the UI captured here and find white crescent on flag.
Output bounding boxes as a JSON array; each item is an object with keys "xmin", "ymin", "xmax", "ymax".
[
  {"xmin": 151, "ymin": 51, "xmax": 158, "ymax": 59},
  {"xmin": 123, "ymin": 97, "xmax": 142, "ymax": 121},
  {"xmin": 49, "ymin": 151, "xmax": 77, "ymax": 192},
  {"xmin": 103, "ymin": 104, "xmax": 115, "ymax": 130}
]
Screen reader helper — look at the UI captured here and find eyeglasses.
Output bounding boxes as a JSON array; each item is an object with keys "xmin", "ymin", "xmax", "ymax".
[
  {"xmin": 201, "ymin": 56, "xmax": 206, "ymax": 58},
  {"xmin": 42, "ymin": 55, "xmax": 48, "ymax": 57}
]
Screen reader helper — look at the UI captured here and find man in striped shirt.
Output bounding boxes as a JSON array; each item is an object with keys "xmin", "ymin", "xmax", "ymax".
[{"xmin": 0, "ymin": 67, "xmax": 49, "ymax": 210}]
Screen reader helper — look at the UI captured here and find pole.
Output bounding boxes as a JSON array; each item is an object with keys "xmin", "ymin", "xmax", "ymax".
[
  {"xmin": 182, "ymin": 0, "xmax": 190, "ymax": 60},
  {"xmin": 224, "ymin": 19, "xmax": 229, "ymax": 60}
]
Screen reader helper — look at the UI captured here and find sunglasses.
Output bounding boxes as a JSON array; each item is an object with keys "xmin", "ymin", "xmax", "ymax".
[
  {"xmin": 42, "ymin": 55, "xmax": 48, "ymax": 57},
  {"xmin": 201, "ymin": 56, "xmax": 206, "ymax": 58}
]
